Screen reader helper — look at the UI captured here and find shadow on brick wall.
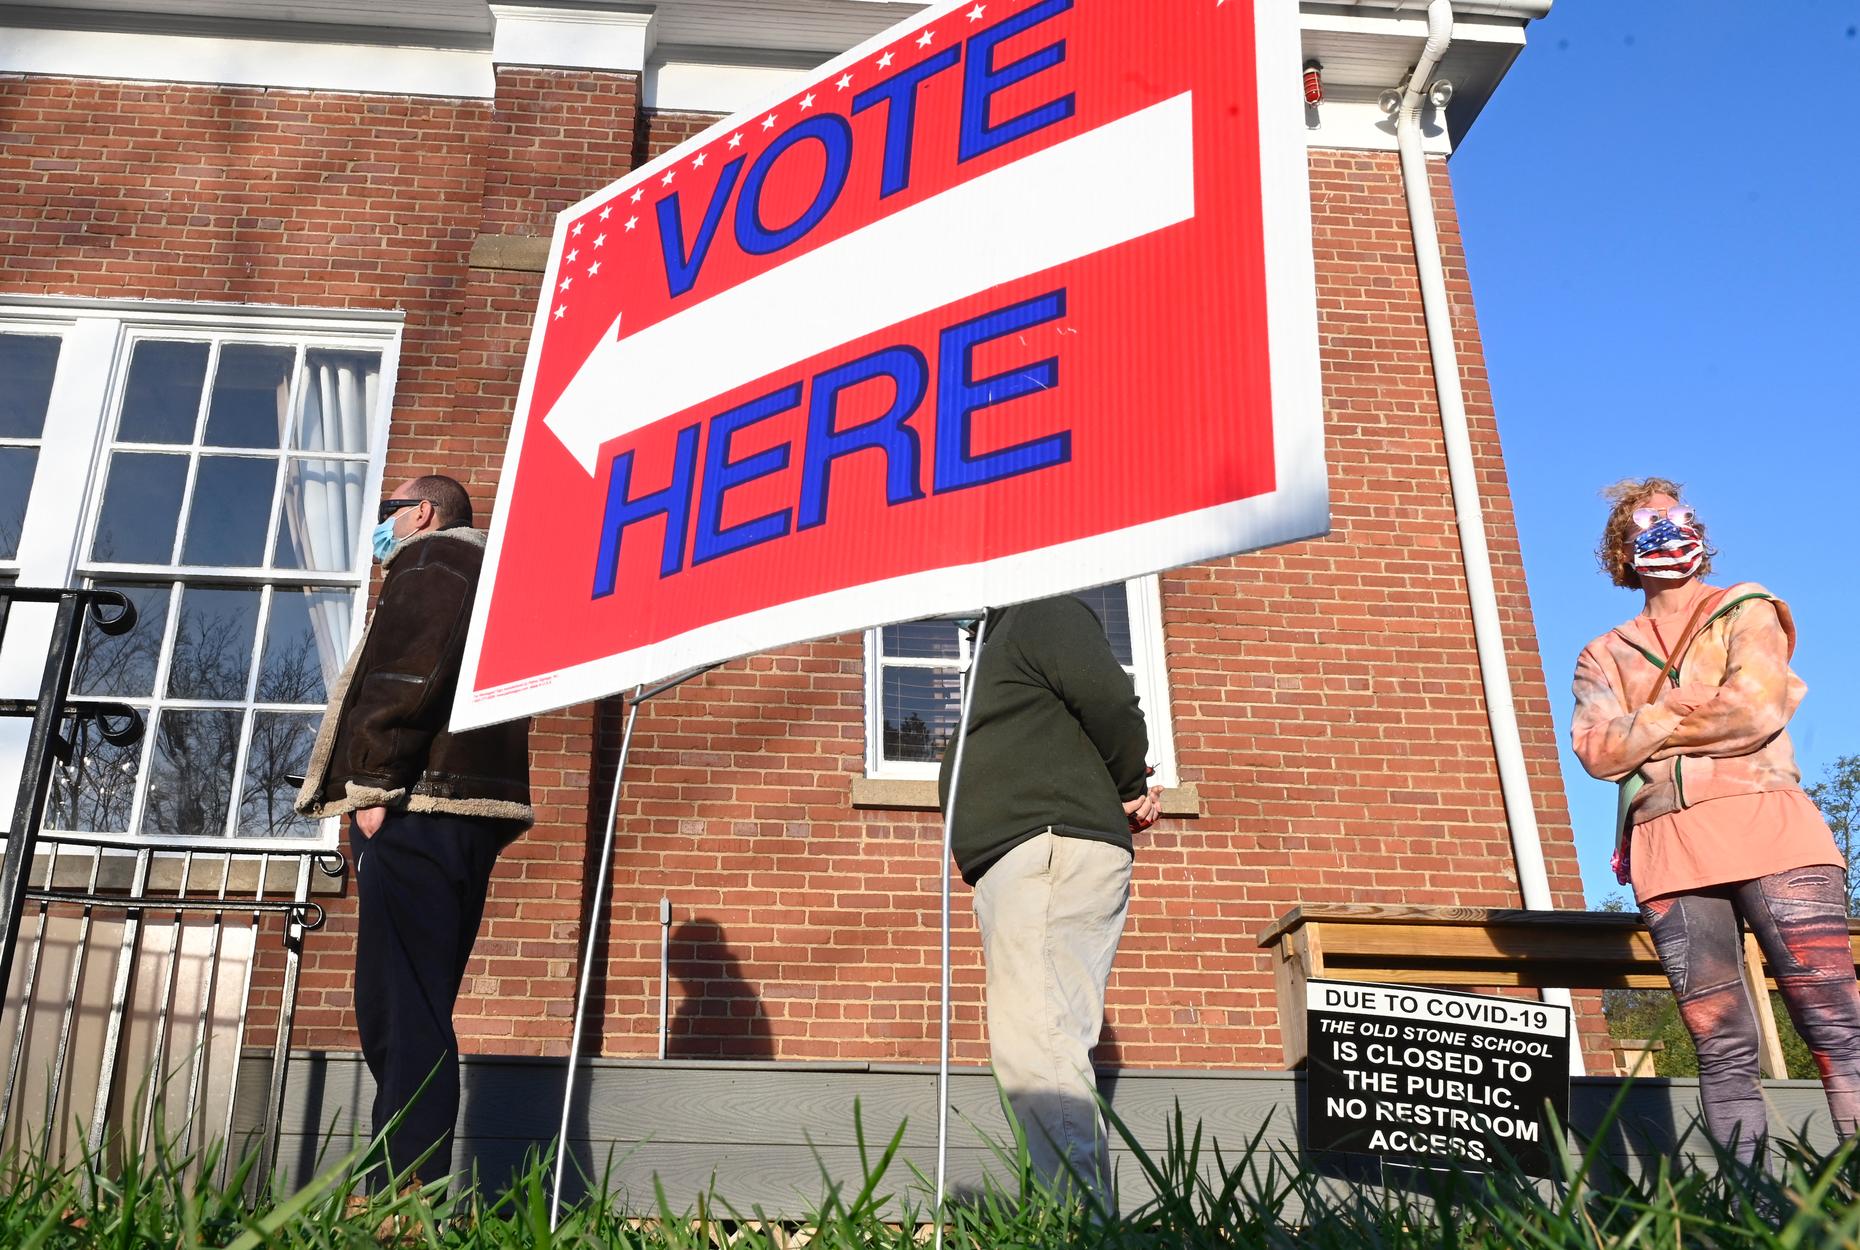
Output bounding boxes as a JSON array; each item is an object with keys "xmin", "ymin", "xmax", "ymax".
[{"xmin": 669, "ymin": 918, "xmax": 774, "ymax": 1060}]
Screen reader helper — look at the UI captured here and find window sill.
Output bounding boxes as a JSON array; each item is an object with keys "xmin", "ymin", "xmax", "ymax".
[{"xmin": 849, "ymin": 777, "xmax": 1202, "ymax": 818}]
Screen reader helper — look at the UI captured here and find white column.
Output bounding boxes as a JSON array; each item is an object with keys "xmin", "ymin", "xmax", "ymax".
[{"xmin": 490, "ymin": 4, "xmax": 657, "ymax": 74}]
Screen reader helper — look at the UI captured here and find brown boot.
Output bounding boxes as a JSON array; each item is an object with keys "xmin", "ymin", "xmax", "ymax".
[{"xmin": 372, "ymin": 1179, "xmax": 427, "ymax": 1246}]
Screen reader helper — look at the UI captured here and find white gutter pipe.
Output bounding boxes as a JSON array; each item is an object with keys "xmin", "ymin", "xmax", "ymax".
[{"xmin": 1391, "ymin": 0, "xmax": 1583, "ymax": 1073}]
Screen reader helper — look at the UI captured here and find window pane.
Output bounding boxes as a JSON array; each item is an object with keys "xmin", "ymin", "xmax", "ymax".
[
  {"xmin": 881, "ymin": 621, "xmax": 961, "ymax": 660},
  {"xmin": 143, "ymin": 709, "xmax": 241, "ymax": 839},
  {"xmin": 203, "ymin": 344, "xmax": 294, "ymax": 449},
  {"xmin": 0, "ymin": 333, "xmax": 61, "ymax": 439},
  {"xmin": 117, "ymin": 340, "xmax": 209, "ymax": 444},
  {"xmin": 91, "ymin": 452, "xmax": 188, "ymax": 563},
  {"xmin": 0, "ymin": 447, "xmax": 36, "ymax": 560},
  {"xmin": 238, "ymin": 712, "xmax": 320, "ymax": 838},
  {"xmin": 166, "ymin": 586, "xmax": 260, "ymax": 701},
  {"xmin": 259, "ymin": 588, "xmax": 351, "ymax": 704},
  {"xmin": 274, "ymin": 458, "xmax": 366, "ymax": 571},
  {"xmin": 46, "ymin": 733, "xmax": 142, "ymax": 834},
  {"xmin": 180, "ymin": 456, "xmax": 277, "ymax": 566},
  {"xmin": 1072, "ymin": 585, "xmax": 1133, "ymax": 666},
  {"xmin": 291, "ymin": 349, "xmax": 378, "ymax": 453},
  {"xmin": 882, "ymin": 665, "xmax": 961, "ymax": 763},
  {"xmin": 72, "ymin": 582, "xmax": 171, "ymax": 698}
]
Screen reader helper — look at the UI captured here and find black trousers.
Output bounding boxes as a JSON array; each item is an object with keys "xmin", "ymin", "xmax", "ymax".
[{"xmin": 350, "ymin": 809, "xmax": 501, "ymax": 1184}]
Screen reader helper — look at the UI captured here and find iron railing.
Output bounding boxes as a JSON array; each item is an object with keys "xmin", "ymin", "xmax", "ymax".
[{"xmin": 0, "ymin": 585, "xmax": 343, "ymax": 1185}]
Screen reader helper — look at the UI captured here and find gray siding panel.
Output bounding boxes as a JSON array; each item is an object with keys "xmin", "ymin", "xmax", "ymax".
[{"xmin": 238, "ymin": 1053, "xmax": 1846, "ymax": 1216}]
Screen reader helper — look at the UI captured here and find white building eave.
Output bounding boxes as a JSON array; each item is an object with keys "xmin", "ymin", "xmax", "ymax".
[{"xmin": 0, "ymin": 0, "xmax": 1549, "ymax": 151}]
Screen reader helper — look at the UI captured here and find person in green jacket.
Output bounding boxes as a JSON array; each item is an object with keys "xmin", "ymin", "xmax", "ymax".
[{"xmin": 938, "ymin": 594, "xmax": 1161, "ymax": 1208}]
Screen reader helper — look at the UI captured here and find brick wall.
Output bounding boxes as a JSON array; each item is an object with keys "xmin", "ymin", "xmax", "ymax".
[{"xmin": 0, "ymin": 71, "xmax": 1598, "ymax": 1070}]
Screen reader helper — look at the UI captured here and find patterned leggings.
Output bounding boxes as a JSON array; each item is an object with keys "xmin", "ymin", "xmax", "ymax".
[{"xmin": 1641, "ymin": 865, "xmax": 1860, "ymax": 1165}]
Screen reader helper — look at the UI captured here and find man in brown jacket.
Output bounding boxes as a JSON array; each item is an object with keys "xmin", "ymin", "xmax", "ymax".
[{"xmin": 295, "ymin": 474, "xmax": 530, "ymax": 1186}]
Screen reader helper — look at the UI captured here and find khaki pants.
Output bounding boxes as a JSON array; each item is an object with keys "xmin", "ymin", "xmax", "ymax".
[{"xmin": 972, "ymin": 831, "xmax": 1132, "ymax": 1207}]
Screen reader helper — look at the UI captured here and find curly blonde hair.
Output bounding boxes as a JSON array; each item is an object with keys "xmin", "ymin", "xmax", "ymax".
[{"xmin": 1596, "ymin": 477, "xmax": 1715, "ymax": 589}]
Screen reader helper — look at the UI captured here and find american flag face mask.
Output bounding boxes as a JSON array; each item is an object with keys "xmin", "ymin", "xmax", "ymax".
[{"xmin": 1632, "ymin": 517, "xmax": 1704, "ymax": 581}]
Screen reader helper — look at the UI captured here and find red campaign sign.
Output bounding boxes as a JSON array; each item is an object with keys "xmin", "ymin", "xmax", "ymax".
[{"xmin": 454, "ymin": 0, "xmax": 1325, "ymax": 730}]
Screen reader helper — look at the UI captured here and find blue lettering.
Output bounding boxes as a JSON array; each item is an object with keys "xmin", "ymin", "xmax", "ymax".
[
  {"xmin": 959, "ymin": 0, "xmax": 1075, "ymax": 165},
  {"xmin": 692, "ymin": 384, "xmax": 801, "ymax": 566},
  {"xmin": 658, "ymin": 156, "xmax": 746, "ymax": 299},
  {"xmin": 933, "ymin": 289, "xmax": 1069, "ymax": 494},
  {"xmin": 592, "ymin": 423, "xmax": 701, "ymax": 595},
  {"xmin": 735, "ymin": 115, "xmax": 855, "ymax": 256},
  {"xmin": 797, "ymin": 346, "xmax": 928, "ymax": 531},
  {"xmin": 851, "ymin": 46, "xmax": 961, "ymax": 199}
]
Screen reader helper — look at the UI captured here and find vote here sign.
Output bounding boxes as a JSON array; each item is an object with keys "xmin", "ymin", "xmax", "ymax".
[{"xmin": 453, "ymin": 0, "xmax": 1326, "ymax": 730}]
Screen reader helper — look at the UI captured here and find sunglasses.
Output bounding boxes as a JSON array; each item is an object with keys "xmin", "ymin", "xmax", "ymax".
[
  {"xmin": 1631, "ymin": 504, "xmax": 1695, "ymax": 531},
  {"xmin": 378, "ymin": 498, "xmax": 425, "ymax": 524}
]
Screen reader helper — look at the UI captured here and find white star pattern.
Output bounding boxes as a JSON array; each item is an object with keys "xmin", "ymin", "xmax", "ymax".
[
  {"xmin": 693, "ymin": 152, "xmax": 707, "ymax": 168},
  {"xmin": 661, "ymin": 168, "xmax": 676, "ymax": 185},
  {"xmin": 587, "ymin": 260, "xmax": 601, "ymax": 277},
  {"xmin": 572, "ymin": 222, "xmax": 584, "ymax": 236},
  {"xmin": 559, "ymin": 276, "xmax": 573, "ymax": 291},
  {"xmin": 967, "ymin": 3, "xmax": 986, "ymax": 18},
  {"xmin": 625, "ymin": 215, "xmax": 638, "ymax": 231},
  {"xmin": 837, "ymin": 72, "xmax": 853, "ymax": 90},
  {"xmin": 566, "ymin": 249, "xmax": 578, "ymax": 262},
  {"xmin": 553, "ymin": 305, "xmax": 566, "ymax": 320},
  {"xmin": 593, "ymin": 233, "xmax": 606, "ymax": 248},
  {"xmin": 631, "ymin": 188, "xmax": 644, "ymax": 203},
  {"xmin": 599, "ymin": 205, "xmax": 612, "ymax": 220},
  {"xmin": 877, "ymin": 51, "xmax": 894, "ymax": 69},
  {"xmin": 917, "ymin": 29, "xmax": 935, "ymax": 46},
  {"xmin": 761, "ymin": 113, "xmax": 778, "ymax": 130},
  {"xmin": 729, "ymin": 132, "xmax": 743, "ymax": 148},
  {"xmin": 799, "ymin": 92, "xmax": 816, "ymax": 111}
]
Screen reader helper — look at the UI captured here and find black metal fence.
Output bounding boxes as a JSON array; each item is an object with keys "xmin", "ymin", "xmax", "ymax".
[{"xmin": 0, "ymin": 585, "xmax": 344, "ymax": 1184}]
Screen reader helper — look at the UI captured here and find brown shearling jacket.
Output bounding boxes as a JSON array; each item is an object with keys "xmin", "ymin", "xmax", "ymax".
[{"xmin": 294, "ymin": 526, "xmax": 532, "ymax": 831}]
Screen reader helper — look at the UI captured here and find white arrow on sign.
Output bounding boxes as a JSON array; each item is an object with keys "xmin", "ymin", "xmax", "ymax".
[{"xmin": 541, "ymin": 91, "xmax": 1198, "ymax": 476}]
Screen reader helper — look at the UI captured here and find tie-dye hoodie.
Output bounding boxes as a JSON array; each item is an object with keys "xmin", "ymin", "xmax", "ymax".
[{"xmin": 1571, "ymin": 581, "xmax": 1807, "ymax": 825}]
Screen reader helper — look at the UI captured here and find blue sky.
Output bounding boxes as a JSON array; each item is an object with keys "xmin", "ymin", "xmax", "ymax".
[{"xmin": 1451, "ymin": 0, "xmax": 1860, "ymax": 904}]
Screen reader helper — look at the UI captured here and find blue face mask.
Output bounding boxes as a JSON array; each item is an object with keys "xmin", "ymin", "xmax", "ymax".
[{"xmin": 371, "ymin": 519, "xmax": 401, "ymax": 563}]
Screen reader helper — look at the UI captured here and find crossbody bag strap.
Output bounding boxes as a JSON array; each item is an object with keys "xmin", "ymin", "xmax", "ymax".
[{"xmin": 1636, "ymin": 588, "xmax": 1731, "ymax": 706}]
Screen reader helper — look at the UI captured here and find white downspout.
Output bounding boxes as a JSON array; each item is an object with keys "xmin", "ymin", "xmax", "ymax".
[{"xmin": 1392, "ymin": 0, "xmax": 1584, "ymax": 1073}]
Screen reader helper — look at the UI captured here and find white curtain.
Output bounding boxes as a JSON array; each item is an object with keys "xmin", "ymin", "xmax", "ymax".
[{"xmin": 276, "ymin": 351, "xmax": 376, "ymax": 688}]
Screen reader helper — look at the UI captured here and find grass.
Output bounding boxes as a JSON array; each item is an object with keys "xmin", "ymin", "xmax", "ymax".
[{"xmin": 5, "ymin": 1091, "xmax": 1860, "ymax": 1248}]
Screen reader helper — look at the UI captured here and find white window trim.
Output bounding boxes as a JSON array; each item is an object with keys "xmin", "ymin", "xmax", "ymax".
[
  {"xmin": 0, "ymin": 299, "xmax": 403, "ymax": 852},
  {"xmin": 862, "ymin": 576, "xmax": 1179, "ymax": 788}
]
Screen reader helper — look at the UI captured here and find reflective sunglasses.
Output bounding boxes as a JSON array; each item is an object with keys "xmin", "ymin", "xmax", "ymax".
[
  {"xmin": 378, "ymin": 498, "xmax": 425, "ymax": 524},
  {"xmin": 1631, "ymin": 504, "xmax": 1695, "ymax": 531}
]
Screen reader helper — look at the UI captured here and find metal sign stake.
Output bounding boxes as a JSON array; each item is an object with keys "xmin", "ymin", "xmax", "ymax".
[
  {"xmin": 934, "ymin": 612, "xmax": 989, "ymax": 1250},
  {"xmin": 550, "ymin": 663, "xmax": 719, "ymax": 1228}
]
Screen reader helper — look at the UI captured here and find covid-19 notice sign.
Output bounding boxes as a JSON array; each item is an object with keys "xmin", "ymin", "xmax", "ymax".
[
  {"xmin": 1305, "ymin": 980, "xmax": 1571, "ymax": 1178},
  {"xmin": 452, "ymin": 0, "xmax": 1326, "ymax": 730}
]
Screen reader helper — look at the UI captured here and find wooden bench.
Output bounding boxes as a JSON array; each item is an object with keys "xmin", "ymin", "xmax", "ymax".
[{"xmin": 1259, "ymin": 904, "xmax": 1860, "ymax": 1077}]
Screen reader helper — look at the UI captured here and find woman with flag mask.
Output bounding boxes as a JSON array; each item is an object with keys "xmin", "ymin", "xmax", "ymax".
[{"xmin": 1570, "ymin": 477, "xmax": 1860, "ymax": 1165}]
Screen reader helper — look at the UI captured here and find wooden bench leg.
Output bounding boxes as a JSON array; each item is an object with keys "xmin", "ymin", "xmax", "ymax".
[
  {"xmin": 1742, "ymin": 930, "xmax": 1788, "ymax": 1079},
  {"xmin": 1273, "ymin": 927, "xmax": 1325, "ymax": 1069}
]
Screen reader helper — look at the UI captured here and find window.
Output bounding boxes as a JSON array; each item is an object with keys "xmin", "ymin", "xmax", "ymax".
[
  {"xmin": 0, "ymin": 331, "xmax": 63, "ymax": 569},
  {"xmin": 0, "ymin": 302, "xmax": 399, "ymax": 847},
  {"xmin": 864, "ymin": 578, "xmax": 1177, "ymax": 785}
]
